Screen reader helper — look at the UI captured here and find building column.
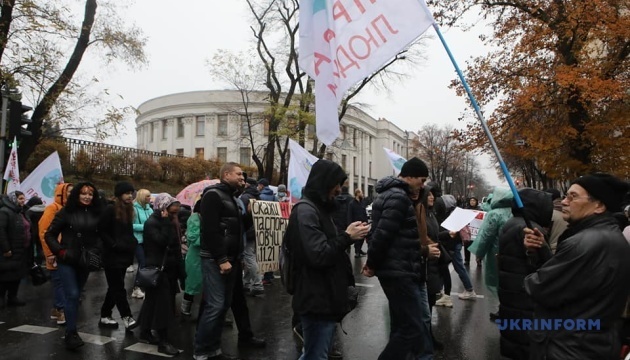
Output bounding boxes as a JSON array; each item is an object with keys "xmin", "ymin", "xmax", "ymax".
[{"xmin": 167, "ymin": 119, "xmax": 175, "ymax": 154}]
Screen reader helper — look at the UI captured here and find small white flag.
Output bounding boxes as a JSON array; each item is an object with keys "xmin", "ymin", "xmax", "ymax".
[
  {"xmin": 288, "ymin": 139, "xmax": 319, "ymax": 203},
  {"xmin": 3, "ymin": 137, "xmax": 20, "ymax": 194},
  {"xmin": 383, "ymin": 147, "xmax": 406, "ymax": 175}
]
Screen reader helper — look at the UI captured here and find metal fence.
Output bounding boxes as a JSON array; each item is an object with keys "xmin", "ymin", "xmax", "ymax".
[{"xmin": 56, "ymin": 136, "xmax": 183, "ymax": 177}]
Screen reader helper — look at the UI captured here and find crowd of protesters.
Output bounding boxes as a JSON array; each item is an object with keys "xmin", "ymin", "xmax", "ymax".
[{"xmin": 0, "ymin": 157, "xmax": 629, "ymax": 360}]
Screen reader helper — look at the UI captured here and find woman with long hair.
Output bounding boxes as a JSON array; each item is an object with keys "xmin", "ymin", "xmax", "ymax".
[
  {"xmin": 0, "ymin": 191, "xmax": 30, "ymax": 308},
  {"xmin": 137, "ymin": 193, "xmax": 182, "ymax": 355},
  {"xmin": 131, "ymin": 189, "xmax": 152, "ymax": 299},
  {"xmin": 98, "ymin": 182, "xmax": 138, "ymax": 330},
  {"xmin": 45, "ymin": 182, "xmax": 103, "ymax": 350}
]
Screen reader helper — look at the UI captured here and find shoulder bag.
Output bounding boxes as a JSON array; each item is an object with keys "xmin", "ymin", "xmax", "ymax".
[{"xmin": 135, "ymin": 247, "xmax": 168, "ymax": 288}]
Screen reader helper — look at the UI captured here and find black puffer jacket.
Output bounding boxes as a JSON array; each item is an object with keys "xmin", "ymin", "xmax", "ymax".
[
  {"xmin": 498, "ymin": 188, "xmax": 553, "ymax": 360},
  {"xmin": 45, "ymin": 206, "xmax": 102, "ymax": 267},
  {"xmin": 366, "ymin": 176, "xmax": 426, "ymax": 282},
  {"xmin": 0, "ymin": 196, "xmax": 29, "ymax": 281},
  {"xmin": 290, "ymin": 159, "xmax": 355, "ymax": 321},
  {"xmin": 199, "ymin": 181, "xmax": 243, "ymax": 264},
  {"xmin": 525, "ymin": 214, "xmax": 630, "ymax": 360},
  {"xmin": 99, "ymin": 204, "xmax": 137, "ymax": 269}
]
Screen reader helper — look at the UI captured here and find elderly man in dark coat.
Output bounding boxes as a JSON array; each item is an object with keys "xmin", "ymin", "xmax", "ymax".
[{"xmin": 524, "ymin": 173, "xmax": 630, "ymax": 359}]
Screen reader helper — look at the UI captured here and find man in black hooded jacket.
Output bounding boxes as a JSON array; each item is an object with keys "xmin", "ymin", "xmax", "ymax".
[{"xmin": 286, "ymin": 159, "xmax": 369, "ymax": 360}]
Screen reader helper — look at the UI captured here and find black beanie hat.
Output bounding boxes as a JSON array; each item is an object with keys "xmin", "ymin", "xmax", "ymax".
[
  {"xmin": 114, "ymin": 181, "xmax": 135, "ymax": 197},
  {"xmin": 572, "ymin": 173, "xmax": 630, "ymax": 212},
  {"xmin": 399, "ymin": 157, "xmax": 429, "ymax": 178}
]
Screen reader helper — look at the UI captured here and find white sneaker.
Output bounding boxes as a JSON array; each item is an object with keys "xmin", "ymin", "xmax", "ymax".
[
  {"xmin": 435, "ymin": 294, "xmax": 453, "ymax": 307},
  {"xmin": 126, "ymin": 265, "xmax": 135, "ymax": 273},
  {"xmin": 122, "ymin": 316, "xmax": 138, "ymax": 330},
  {"xmin": 131, "ymin": 287, "xmax": 145, "ymax": 299},
  {"xmin": 99, "ymin": 316, "xmax": 119, "ymax": 328},
  {"xmin": 458, "ymin": 290, "xmax": 477, "ymax": 300}
]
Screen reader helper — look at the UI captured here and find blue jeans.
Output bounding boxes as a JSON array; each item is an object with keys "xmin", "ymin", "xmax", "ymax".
[
  {"xmin": 452, "ymin": 242, "xmax": 473, "ymax": 291},
  {"xmin": 194, "ymin": 258, "xmax": 237, "ymax": 357},
  {"xmin": 57, "ymin": 263, "xmax": 89, "ymax": 333},
  {"xmin": 299, "ymin": 315, "xmax": 336, "ymax": 360},
  {"xmin": 378, "ymin": 278, "xmax": 433, "ymax": 360},
  {"xmin": 242, "ymin": 239, "xmax": 262, "ymax": 291},
  {"xmin": 50, "ymin": 270, "xmax": 65, "ymax": 310},
  {"xmin": 135, "ymin": 244, "xmax": 146, "ymax": 268}
]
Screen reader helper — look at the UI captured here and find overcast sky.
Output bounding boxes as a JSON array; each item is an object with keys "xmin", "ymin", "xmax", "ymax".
[{"xmin": 88, "ymin": 0, "xmax": 504, "ymax": 186}]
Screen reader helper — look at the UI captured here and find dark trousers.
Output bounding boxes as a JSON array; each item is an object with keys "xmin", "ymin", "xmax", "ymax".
[
  {"xmin": 354, "ymin": 238, "xmax": 365, "ymax": 254},
  {"xmin": 231, "ymin": 262, "xmax": 254, "ymax": 340},
  {"xmin": 438, "ymin": 263, "xmax": 451, "ymax": 295},
  {"xmin": 378, "ymin": 277, "xmax": 433, "ymax": 360},
  {"xmin": 101, "ymin": 268, "xmax": 132, "ymax": 318},
  {"xmin": 0, "ymin": 280, "xmax": 20, "ymax": 300},
  {"xmin": 464, "ymin": 242, "xmax": 472, "ymax": 263}
]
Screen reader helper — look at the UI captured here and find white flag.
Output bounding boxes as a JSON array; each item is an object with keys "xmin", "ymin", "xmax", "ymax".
[
  {"xmin": 21, "ymin": 151, "xmax": 64, "ymax": 205},
  {"xmin": 288, "ymin": 139, "xmax": 319, "ymax": 203},
  {"xmin": 383, "ymin": 147, "xmax": 406, "ymax": 175},
  {"xmin": 299, "ymin": 0, "xmax": 435, "ymax": 145},
  {"xmin": 3, "ymin": 137, "xmax": 20, "ymax": 193}
]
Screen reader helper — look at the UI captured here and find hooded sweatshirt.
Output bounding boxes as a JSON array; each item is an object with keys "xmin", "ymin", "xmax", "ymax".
[{"xmin": 38, "ymin": 183, "xmax": 72, "ymax": 270}]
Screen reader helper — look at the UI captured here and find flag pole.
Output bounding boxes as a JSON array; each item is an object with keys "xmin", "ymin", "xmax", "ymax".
[{"xmin": 430, "ymin": 23, "xmax": 527, "ymax": 214}]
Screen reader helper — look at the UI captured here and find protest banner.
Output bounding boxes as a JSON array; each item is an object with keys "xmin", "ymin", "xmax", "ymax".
[
  {"xmin": 251, "ymin": 200, "xmax": 291, "ymax": 273},
  {"xmin": 20, "ymin": 151, "xmax": 64, "ymax": 205}
]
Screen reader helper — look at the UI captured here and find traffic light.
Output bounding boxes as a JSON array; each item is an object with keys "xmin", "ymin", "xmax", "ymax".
[{"xmin": 8, "ymin": 99, "xmax": 32, "ymax": 141}]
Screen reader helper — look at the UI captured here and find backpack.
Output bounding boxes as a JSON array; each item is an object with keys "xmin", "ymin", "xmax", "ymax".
[{"xmin": 280, "ymin": 199, "xmax": 318, "ymax": 295}]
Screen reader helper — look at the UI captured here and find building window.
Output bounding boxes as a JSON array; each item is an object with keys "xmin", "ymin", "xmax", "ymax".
[
  {"xmin": 353, "ymin": 129, "xmax": 358, "ymax": 146},
  {"xmin": 149, "ymin": 123, "xmax": 154, "ymax": 142},
  {"xmin": 240, "ymin": 115, "xmax": 249, "ymax": 137},
  {"xmin": 263, "ymin": 118, "xmax": 270, "ymax": 136},
  {"xmin": 369, "ymin": 161, "xmax": 372, "ymax": 177},
  {"xmin": 369, "ymin": 136, "xmax": 372, "ymax": 153},
  {"xmin": 341, "ymin": 154, "xmax": 347, "ymax": 170},
  {"xmin": 161, "ymin": 150, "xmax": 167, "ymax": 155},
  {"xmin": 353, "ymin": 156, "xmax": 357, "ymax": 173},
  {"xmin": 326, "ymin": 152, "xmax": 333, "ymax": 161},
  {"xmin": 217, "ymin": 147, "xmax": 227, "ymax": 163},
  {"xmin": 196, "ymin": 116, "xmax": 205, "ymax": 136},
  {"xmin": 195, "ymin": 147, "xmax": 205, "ymax": 159},
  {"xmin": 176, "ymin": 118, "xmax": 184, "ymax": 138},
  {"xmin": 217, "ymin": 115, "xmax": 228, "ymax": 136},
  {"xmin": 162, "ymin": 119, "xmax": 168, "ymax": 139},
  {"xmin": 340, "ymin": 125, "xmax": 346, "ymax": 139},
  {"xmin": 176, "ymin": 148, "xmax": 184, "ymax": 157},
  {"xmin": 240, "ymin": 147, "xmax": 251, "ymax": 166}
]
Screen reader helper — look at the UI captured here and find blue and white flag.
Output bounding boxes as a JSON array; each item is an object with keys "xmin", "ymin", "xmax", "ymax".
[
  {"xmin": 383, "ymin": 147, "xmax": 406, "ymax": 175},
  {"xmin": 21, "ymin": 151, "xmax": 64, "ymax": 205},
  {"xmin": 288, "ymin": 139, "xmax": 318, "ymax": 203},
  {"xmin": 299, "ymin": 0, "xmax": 435, "ymax": 145}
]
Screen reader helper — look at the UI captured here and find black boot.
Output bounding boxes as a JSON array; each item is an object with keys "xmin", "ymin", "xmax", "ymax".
[
  {"xmin": 157, "ymin": 341, "xmax": 179, "ymax": 356},
  {"xmin": 65, "ymin": 332, "xmax": 84, "ymax": 350}
]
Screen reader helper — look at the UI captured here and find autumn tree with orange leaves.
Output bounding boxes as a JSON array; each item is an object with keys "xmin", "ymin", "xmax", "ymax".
[{"xmin": 427, "ymin": 0, "xmax": 629, "ymax": 181}]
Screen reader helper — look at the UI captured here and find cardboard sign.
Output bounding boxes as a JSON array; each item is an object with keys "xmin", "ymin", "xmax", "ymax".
[{"xmin": 251, "ymin": 200, "xmax": 290, "ymax": 273}]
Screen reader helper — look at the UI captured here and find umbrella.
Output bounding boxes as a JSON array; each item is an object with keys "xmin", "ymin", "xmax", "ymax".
[{"xmin": 176, "ymin": 179, "xmax": 220, "ymax": 207}]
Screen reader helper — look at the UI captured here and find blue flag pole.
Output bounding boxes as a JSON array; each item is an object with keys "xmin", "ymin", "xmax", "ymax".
[{"xmin": 430, "ymin": 23, "xmax": 527, "ymax": 213}]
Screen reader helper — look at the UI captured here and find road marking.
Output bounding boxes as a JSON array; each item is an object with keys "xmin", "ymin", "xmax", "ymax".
[
  {"xmin": 125, "ymin": 343, "xmax": 179, "ymax": 357},
  {"xmin": 9, "ymin": 325, "xmax": 58, "ymax": 334},
  {"xmin": 77, "ymin": 332, "xmax": 114, "ymax": 345},
  {"xmin": 355, "ymin": 283, "xmax": 375, "ymax": 288}
]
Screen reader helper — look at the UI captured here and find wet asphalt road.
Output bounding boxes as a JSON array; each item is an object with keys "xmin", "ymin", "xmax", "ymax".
[{"xmin": 0, "ymin": 250, "xmax": 505, "ymax": 360}]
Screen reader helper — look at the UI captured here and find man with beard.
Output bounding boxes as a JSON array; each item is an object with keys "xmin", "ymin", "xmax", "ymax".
[{"xmin": 524, "ymin": 173, "xmax": 630, "ymax": 359}]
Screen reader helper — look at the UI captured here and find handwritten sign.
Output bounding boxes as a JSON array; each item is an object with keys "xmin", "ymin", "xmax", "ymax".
[{"xmin": 251, "ymin": 200, "xmax": 291, "ymax": 273}]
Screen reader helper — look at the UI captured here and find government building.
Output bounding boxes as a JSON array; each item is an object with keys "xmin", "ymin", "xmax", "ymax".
[{"xmin": 135, "ymin": 90, "xmax": 417, "ymax": 197}]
